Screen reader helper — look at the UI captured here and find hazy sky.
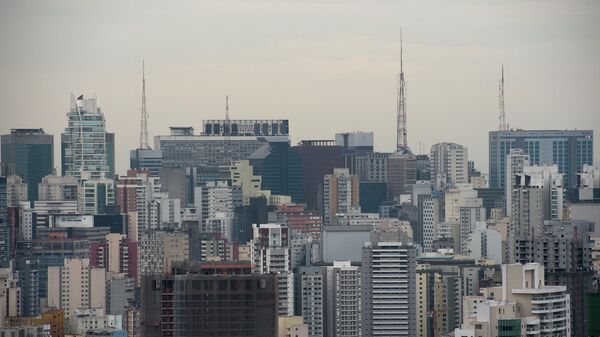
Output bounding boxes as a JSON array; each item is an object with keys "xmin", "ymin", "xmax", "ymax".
[{"xmin": 1, "ymin": 0, "xmax": 599, "ymax": 176}]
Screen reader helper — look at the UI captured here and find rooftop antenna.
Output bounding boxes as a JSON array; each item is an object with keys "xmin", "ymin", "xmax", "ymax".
[
  {"xmin": 498, "ymin": 64, "xmax": 507, "ymax": 131},
  {"xmin": 140, "ymin": 60, "xmax": 150, "ymax": 149},
  {"xmin": 396, "ymin": 28, "xmax": 408, "ymax": 152}
]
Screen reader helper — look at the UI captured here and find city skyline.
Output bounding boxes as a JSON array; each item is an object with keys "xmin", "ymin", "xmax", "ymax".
[{"xmin": 1, "ymin": 0, "xmax": 599, "ymax": 176}]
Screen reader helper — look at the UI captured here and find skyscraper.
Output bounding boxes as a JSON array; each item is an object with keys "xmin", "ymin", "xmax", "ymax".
[
  {"xmin": 504, "ymin": 148, "xmax": 530, "ymax": 217},
  {"xmin": 62, "ymin": 95, "xmax": 111, "ymax": 179},
  {"xmin": 361, "ymin": 230, "xmax": 416, "ymax": 336},
  {"xmin": 322, "ymin": 168, "xmax": 359, "ymax": 225},
  {"xmin": 1, "ymin": 129, "xmax": 54, "ymax": 202},
  {"xmin": 489, "ymin": 129, "xmax": 593, "ymax": 189},
  {"xmin": 430, "ymin": 142, "xmax": 468, "ymax": 190},
  {"xmin": 0, "ymin": 177, "xmax": 7, "ymax": 267}
]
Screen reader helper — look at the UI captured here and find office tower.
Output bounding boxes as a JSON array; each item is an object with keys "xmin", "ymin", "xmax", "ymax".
[
  {"xmin": 296, "ymin": 266, "xmax": 324, "ymax": 337},
  {"xmin": 252, "ymin": 223, "xmax": 294, "ymax": 316},
  {"xmin": 105, "ymin": 132, "xmax": 115, "ymax": 178},
  {"xmin": 359, "ymin": 181, "xmax": 388, "ymax": 213},
  {"xmin": 47, "ymin": 258, "xmax": 106, "ymax": 332},
  {"xmin": 489, "ymin": 129, "xmax": 593, "ymax": 189},
  {"xmin": 324, "ymin": 261, "xmax": 362, "ymax": 337},
  {"xmin": 139, "ymin": 230, "xmax": 189, "ymax": 275},
  {"xmin": 0, "ymin": 177, "xmax": 7, "ymax": 267},
  {"xmin": 293, "ymin": 140, "xmax": 344, "ymax": 211},
  {"xmin": 38, "ymin": 175, "xmax": 79, "ymax": 201},
  {"xmin": 141, "ymin": 261, "xmax": 278, "ymax": 337},
  {"xmin": 157, "ymin": 119, "xmax": 288, "ymax": 170},
  {"xmin": 504, "ymin": 148, "xmax": 530, "ymax": 217},
  {"xmin": 149, "ymin": 192, "xmax": 181, "ymax": 230},
  {"xmin": 473, "ymin": 187, "xmax": 505, "ymax": 218},
  {"xmin": 416, "ymin": 154, "xmax": 431, "ymax": 181},
  {"xmin": 78, "ymin": 177, "xmax": 116, "ymax": 215},
  {"xmin": 430, "ymin": 142, "xmax": 468, "ymax": 190},
  {"xmin": 1, "ymin": 129, "xmax": 54, "ymax": 202},
  {"xmin": 62, "ymin": 95, "xmax": 111, "ymax": 179},
  {"xmin": 361, "ymin": 230, "xmax": 416, "ymax": 337},
  {"xmin": 569, "ymin": 165, "xmax": 600, "ymax": 233},
  {"xmin": 322, "ymin": 168, "xmax": 359, "ymax": 225},
  {"xmin": 355, "ymin": 152, "xmax": 391, "ymax": 183},
  {"xmin": 387, "ymin": 151, "xmax": 417, "ymax": 199},
  {"xmin": 457, "ymin": 263, "xmax": 571, "ymax": 337},
  {"xmin": 417, "ymin": 194, "xmax": 440, "ymax": 252},
  {"xmin": 335, "ymin": 132, "xmax": 375, "ymax": 174},
  {"xmin": 195, "ymin": 180, "xmax": 243, "ymax": 240},
  {"xmin": 130, "ymin": 149, "xmax": 162, "ymax": 177},
  {"xmin": 116, "ymin": 170, "xmax": 154, "ymax": 233},
  {"xmin": 233, "ymin": 196, "xmax": 270, "ymax": 243},
  {"xmin": 248, "ymin": 137, "xmax": 304, "ymax": 203},
  {"xmin": 320, "ymin": 225, "xmax": 372, "ymax": 264},
  {"xmin": 6, "ymin": 175, "xmax": 27, "ymax": 207}
]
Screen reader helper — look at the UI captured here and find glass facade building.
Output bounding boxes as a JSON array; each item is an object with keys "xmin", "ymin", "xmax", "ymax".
[
  {"xmin": 62, "ymin": 95, "xmax": 110, "ymax": 179},
  {"xmin": 1, "ymin": 129, "xmax": 54, "ymax": 202},
  {"xmin": 489, "ymin": 130, "xmax": 593, "ymax": 189}
]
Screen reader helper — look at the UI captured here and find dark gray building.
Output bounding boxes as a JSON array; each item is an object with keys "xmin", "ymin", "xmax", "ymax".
[
  {"xmin": 130, "ymin": 148, "xmax": 162, "ymax": 177},
  {"xmin": 141, "ymin": 261, "xmax": 278, "ymax": 337},
  {"xmin": 0, "ymin": 177, "xmax": 7, "ymax": 267},
  {"xmin": 489, "ymin": 129, "xmax": 593, "ymax": 189},
  {"xmin": 1, "ymin": 129, "xmax": 54, "ymax": 202}
]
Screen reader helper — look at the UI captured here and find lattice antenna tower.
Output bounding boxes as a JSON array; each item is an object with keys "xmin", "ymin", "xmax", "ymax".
[
  {"xmin": 498, "ymin": 64, "xmax": 507, "ymax": 131},
  {"xmin": 140, "ymin": 60, "xmax": 150, "ymax": 149},
  {"xmin": 397, "ymin": 28, "xmax": 408, "ymax": 152}
]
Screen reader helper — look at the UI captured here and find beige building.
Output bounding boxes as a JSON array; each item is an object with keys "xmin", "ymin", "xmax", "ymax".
[
  {"xmin": 47, "ymin": 258, "xmax": 106, "ymax": 333},
  {"xmin": 140, "ymin": 230, "xmax": 189, "ymax": 275},
  {"xmin": 38, "ymin": 175, "xmax": 80, "ymax": 201},
  {"xmin": 231, "ymin": 160, "xmax": 262, "ymax": 205},
  {"xmin": 6, "ymin": 175, "xmax": 27, "ymax": 207},
  {"xmin": 278, "ymin": 316, "xmax": 308, "ymax": 337},
  {"xmin": 323, "ymin": 168, "xmax": 359, "ymax": 225},
  {"xmin": 456, "ymin": 263, "xmax": 571, "ymax": 337}
]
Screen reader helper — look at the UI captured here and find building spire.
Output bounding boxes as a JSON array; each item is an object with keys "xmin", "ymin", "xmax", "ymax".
[
  {"xmin": 396, "ymin": 28, "xmax": 408, "ymax": 152},
  {"xmin": 498, "ymin": 64, "xmax": 507, "ymax": 131},
  {"xmin": 139, "ymin": 60, "xmax": 150, "ymax": 149},
  {"xmin": 223, "ymin": 95, "xmax": 231, "ymax": 165}
]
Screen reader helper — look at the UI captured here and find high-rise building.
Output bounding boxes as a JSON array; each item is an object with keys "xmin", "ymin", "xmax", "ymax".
[
  {"xmin": 430, "ymin": 143, "xmax": 468, "ymax": 190},
  {"xmin": 293, "ymin": 140, "xmax": 344, "ymax": 211},
  {"xmin": 322, "ymin": 168, "xmax": 359, "ymax": 225},
  {"xmin": 361, "ymin": 229, "xmax": 416, "ymax": 336},
  {"xmin": 355, "ymin": 152, "xmax": 391, "ymax": 183},
  {"xmin": 504, "ymin": 148, "xmax": 530, "ymax": 217},
  {"xmin": 0, "ymin": 177, "xmax": 7, "ymax": 267},
  {"xmin": 335, "ymin": 132, "xmax": 375, "ymax": 175},
  {"xmin": 62, "ymin": 95, "xmax": 111, "ymax": 179},
  {"xmin": 130, "ymin": 149, "xmax": 162, "ymax": 177},
  {"xmin": 489, "ymin": 129, "xmax": 593, "ymax": 189},
  {"xmin": 47, "ymin": 258, "xmax": 106, "ymax": 332},
  {"xmin": 6, "ymin": 175, "xmax": 27, "ymax": 207},
  {"xmin": 89, "ymin": 234, "xmax": 139, "ymax": 285},
  {"xmin": 296, "ymin": 266, "xmax": 324, "ymax": 337},
  {"xmin": 324, "ymin": 260, "xmax": 362, "ymax": 337},
  {"xmin": 139, "ymin": 230, "xmax": 189, "ymax": 275},
  {"xmin": 141, "ymin": 261, "xmax": 278, "ymax": 337},
  {"xmin": 38, "ymin": 175, "xmax": 79, "ymax": 201},
  {"xmin": 195, "ymin": 180, "xmax": 243, "ymax": 240},
  {"xmin": 456, "ymin": 263, "xmax": 571, "ymax": 337},
  {"xmin": 78, "ymin": 177, "xmax": 116, "ymax": 215},
  {"xmin": 249, "ymin": 138, "xmax": 304, "ymax": 203},
  {"xmin": 416, "ymin": 154, "xmax": 431, "ymax": 181},
  {"xmin": 1, "ymin": 129, "xmax": 54, "ymax": 202},
  {"xmin": 116, "ymin": 170, "xmax": 154, "ymax": 233},
  {"xmin": 252, "ymin": 223, "xmax": 294, "ymax": 316},
  {"xmin": 417, "ymin": 194, "xmax": 440, "ymax": 252},
  {"xmin": 387, "ymin": 151, "xmax": 417, "ymax": 199}
]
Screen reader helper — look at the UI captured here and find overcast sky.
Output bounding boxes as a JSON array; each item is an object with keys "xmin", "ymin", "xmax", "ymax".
[{"xmin": 1, "ymin": 0, "xmax": 599, "ymax": 176}]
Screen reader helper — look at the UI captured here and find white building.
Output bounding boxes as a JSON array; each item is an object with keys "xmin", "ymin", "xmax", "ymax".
[
  {"xmin": 465, "ymin": 222, "xmax": 502, "ymax": 263},
  {"xmin": 195, "ymin": 181, "xmax": 242, "ymax": 240},
  {"xmin": 38, "ymin": 175, "xmax": 79, "ymax": 201},
  {"xmin": 78, "ymin": 177, "xmax": 115, "ymax": 215},
  {"xmin": 361, "ymin": 230, "xmax": 416, "ymax": 336},
  {"xmin": 72, "ymin": 308, "xmax": 122, "ymax": 335},
  {"xmin": 297, "ymin": 267, "xmax": 324, "ymax": 337},
  {"xmin": 325, "ymin": 261, "xmax": 361, "ymax": 337},
  {"xmin": 251, "ymin": 223, "xmax": 294, "ymax": 316}
]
